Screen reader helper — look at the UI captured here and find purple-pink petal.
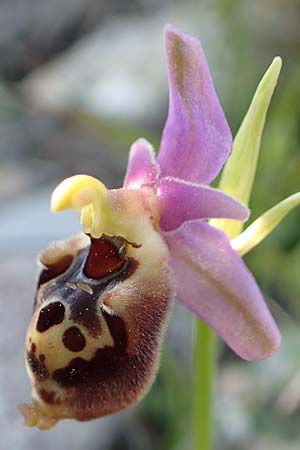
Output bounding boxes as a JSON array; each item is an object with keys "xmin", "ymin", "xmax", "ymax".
[
  {"xmin": 157, "ymin": 24, "xmax": 232, "ymax": 185},
  {"xmin": 124, "ymin": 138, "xmax": 159, "ymax": 188},
  {"xmin": 163, "ymin": 221, "xmax": 280, "ymax": 360},
  {"xmin": 156, "ymin": 177, "xmax": 249, "ymax": 231}
]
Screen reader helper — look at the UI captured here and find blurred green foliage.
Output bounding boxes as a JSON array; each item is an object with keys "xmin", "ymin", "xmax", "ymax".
[
  {"xmin": 137, "ymin": 348, "xmax": 189, "ymax": 450},
  {"xmin": 245, "ymin": 65, "xmax": 300, "ymax": 315}
]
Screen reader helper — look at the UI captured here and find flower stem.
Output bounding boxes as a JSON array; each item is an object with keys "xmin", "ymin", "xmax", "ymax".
[{"xmin": 193, "ymin": 318, "xmax": 216, "ymax": 450}]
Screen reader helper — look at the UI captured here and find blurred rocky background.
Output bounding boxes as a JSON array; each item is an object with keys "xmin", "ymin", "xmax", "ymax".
[{"xmin": 1, "ymin": 0, "xmax": 300, "ymax": 449}]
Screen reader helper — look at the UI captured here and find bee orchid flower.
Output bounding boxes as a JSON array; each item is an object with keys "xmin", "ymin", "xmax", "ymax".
[{"xmin": 21, "ymin": 25, "xmax": 290, "ymax": 430}]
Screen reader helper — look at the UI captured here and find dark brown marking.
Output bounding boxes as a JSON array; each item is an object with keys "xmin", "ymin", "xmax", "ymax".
[
  {"xmin": 38, "ymin": 389, "xmax": 58, "ymax": 405},
  {"xmin": 127, "ymin": 240, "xmax": 142, "ymax": 249},
  {"xmin": 31, "ymin": 342, "xmax": 36, "ymax": 353},
  {"xmin": 38, "ymin": 255, "xmax": 74, "ymax": 286},
  {"xmin": 102, "ymin": 310, "xmax": 127, "ymax": 351},
  {"xmin": 53, "ymin": 313, "xmax": 127, "ymax": 387},
  {"xmin": 36, "ymin": 301, "xmax": 65, "ymax": 332},
  {"xmin": 117, "ymin": 258, "xmax": 138, "ymax": 282},
  {"xmin": 39, "ymin": 240, "xmax": 138, "ymax": 339},
  {"xmin": 69, "ymin": 296, "xmax": 101, "ymax": 338},
  {"xmin": 63, "ymin": 327, "xmax": 86, "ymax": 352},
  {"xmin": 39, "ymin": 354, "xmax": 46, "ymax": 363},
  {"xmin": 84, "ymin": 237, "xmax": 125, "ymax": 279},
  {"xmin": 27, "ymin": 345, "xmax": 49, "ymax": 382},
  {"xmin": 69, "ymin": 257, "xmax": 138, "ymax": 337},
  {"xmin": 49, "ymin": 277, "xmax": 173, "ymax": 422}
]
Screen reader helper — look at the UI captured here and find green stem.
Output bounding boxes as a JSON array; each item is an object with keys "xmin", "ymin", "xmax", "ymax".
[{"xmin": 193, "ymin": 319, "xmax": 217, "ymax": 450}]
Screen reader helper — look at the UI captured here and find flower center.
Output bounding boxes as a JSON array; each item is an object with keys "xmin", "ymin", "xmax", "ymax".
[{"xmin": 51, "ymin": 174, "xmax": 159, "ymax": 242}]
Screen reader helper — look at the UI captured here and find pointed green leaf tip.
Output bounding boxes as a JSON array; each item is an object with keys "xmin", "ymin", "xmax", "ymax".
[
  {"xmin": 231, "ymin": 192, "xmax": 300, "ymax": 256},
  {"xmin": 213, "ymin": 56, "xmax": 282, "ymax": 238}
]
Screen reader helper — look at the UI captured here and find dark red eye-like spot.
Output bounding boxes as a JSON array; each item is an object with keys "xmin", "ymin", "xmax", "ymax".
[
  {"xmin": 62, "ymin": 326, "xmax": 86, "ymax": 352},
  {"xmin": 84, "ymin": 238, "xmax": 125, "ymax": 279},
  {"xmin": 38, "ymin": 254, "xmax": 74, "ymax": 286},
  {"xmin": 36, "ymin": 302, "xmax": 65, "ymax": 332}
]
